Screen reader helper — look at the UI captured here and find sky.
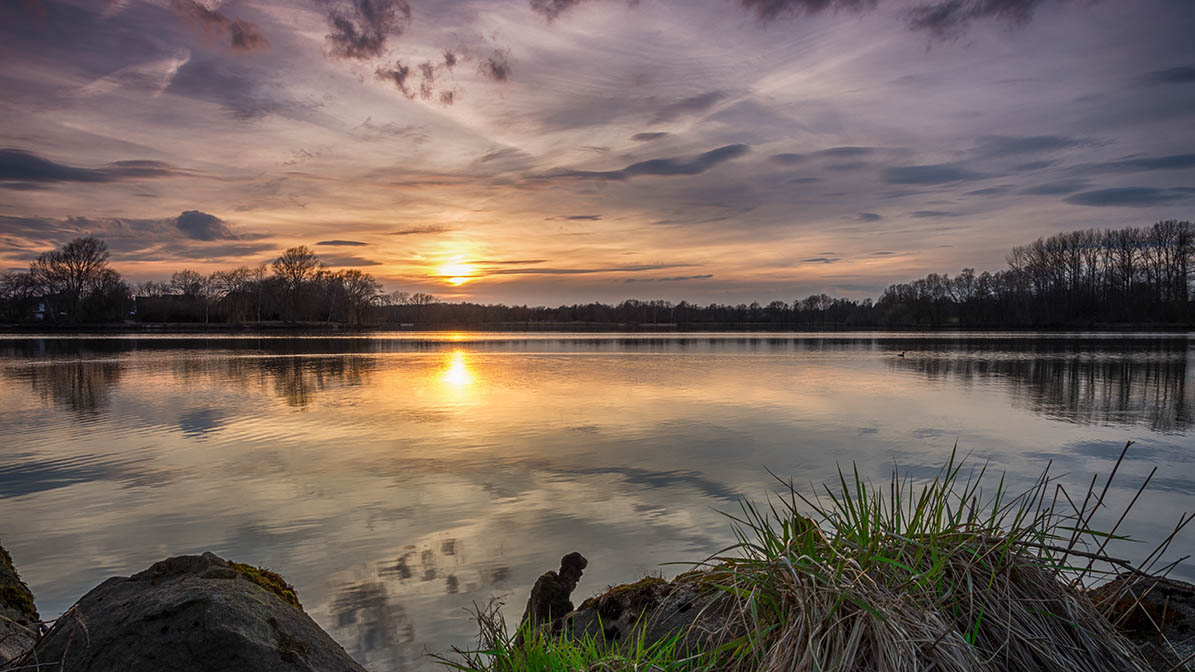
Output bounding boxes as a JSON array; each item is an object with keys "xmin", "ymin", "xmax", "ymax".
[{"xmin": 1, "ymin": 0, "xmax": 1193, "ymax": 304}]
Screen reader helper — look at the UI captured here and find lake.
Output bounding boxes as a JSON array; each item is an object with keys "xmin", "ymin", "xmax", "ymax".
[{"xmin": 1, "ymin": 331, "xmax": 1193, "ymax": 670}]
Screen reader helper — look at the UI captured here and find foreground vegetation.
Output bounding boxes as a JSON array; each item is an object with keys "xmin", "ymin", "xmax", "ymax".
[{"xmin": 442, "ymin": 445, "xmax": 1190, "ymax": 672}]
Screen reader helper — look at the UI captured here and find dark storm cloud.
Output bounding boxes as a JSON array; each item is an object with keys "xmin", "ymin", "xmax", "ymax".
[
  {"xmin": 317, "ymin": 240, "xmax": 369, "ymax": 246},
  {"xmin": 171, "ymin": 0, "xmax": 269, "ymax": 52},
  {"xmin": 1023, "ymin": 180, "xmax": 1088, "ymax": 195},
  {"xmin": 911, "ymin": 210, "xmax": 959, "ymax": 218},
  {"xmin": 0, "ymin": 149, "xmax": 184, "ymax": 187},
  {"xmin": 547, "ymin": 214, "xmax": 602, "ymax": 220},
  {"xmin": 971, "ymin": 134, "xmax": 1084, "ymax": 157},
  {"xmin": 858, "ymin": 213, "xmax": 882, "ymax": 221},
  {"xmin": 553, "ymin": 144, "xmax": 749, "ymax": 180},
  {"xmin": 174, "ymin": 210, "xmax": 238, "ymax": 241},
  {"xmin": 321, "ymin": 0, "xmax": 411, "ymax": 60},
  {"xmin": 631, "ymin": 132, "xmax": 669, "ymax": 142},
  {"xmin": 1063, "ymin": 187, "xmax": 1193, "ymax": 207},
  {"xmin": 801, "ymin": 257, "xmax": 839, "ymax": 263},
  {"xmin": 390, "ymin": 225, "xmax": 451, "ymax": 235},
  {"xmin": 1145, "ymin": 65, "xmax": 1195, "ymax": 85},
  {"xmin": 479, "ymin": 49, "xmax": 512, "ymax": 82},
  {"xmin": 650, "ymin": 91, "xmax": 726, "ymax": 124},
  {"xmin": 883, "ymin": 163, "xmax": 986, "ymax": 185}
]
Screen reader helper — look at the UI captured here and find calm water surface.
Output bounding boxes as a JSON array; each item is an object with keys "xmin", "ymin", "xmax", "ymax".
[{"xmin": 1, "ymin": 332, "xmax": 1193, "ymax": 670}]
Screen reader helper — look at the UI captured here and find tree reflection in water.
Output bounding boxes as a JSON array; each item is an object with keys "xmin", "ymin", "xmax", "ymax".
[{"xmin": 891, "ymin": 351, "xmax": 1191, "ymax": 433}]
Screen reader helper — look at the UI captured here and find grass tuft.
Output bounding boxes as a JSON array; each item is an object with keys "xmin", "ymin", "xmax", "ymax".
[
  {"xmin": 439, "ymin": 443, "xmax": 1189, "ymax": 672},
  {"xmin": 433, "ymin": 600, "xmax": 719, "ymax": 672}
]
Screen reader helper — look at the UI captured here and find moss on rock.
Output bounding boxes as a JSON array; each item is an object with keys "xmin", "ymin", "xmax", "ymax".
[
  {"xmin": 230, "ymin": 562, "xmax": 302, "ymax": 610},
  {"xmin": 0, "ymin": 540, "xmax": 38, "ymax": 625},
  {"xmin": 0, "ymin": 584, "xmax": 36, "ymax": 619}
]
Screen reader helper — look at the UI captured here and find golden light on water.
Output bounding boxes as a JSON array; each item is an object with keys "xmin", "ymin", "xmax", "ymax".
[{"xmin": 439, "ymin": 350, "xmax": 474, "ymax": 387}]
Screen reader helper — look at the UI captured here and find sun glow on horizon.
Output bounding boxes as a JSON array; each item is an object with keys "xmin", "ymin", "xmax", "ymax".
[{"xmin": 438, "ymin": 258, "xmax": 475, "ymax": 286}]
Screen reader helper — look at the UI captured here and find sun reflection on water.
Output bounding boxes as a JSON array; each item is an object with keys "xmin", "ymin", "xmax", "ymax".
[{"xmin": 439, "ymin": 350, "xmax": 474, "ymax": 387}]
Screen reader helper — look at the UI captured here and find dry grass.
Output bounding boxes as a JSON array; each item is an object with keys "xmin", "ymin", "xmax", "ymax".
[
  {"xmin": 441, "ymin": 442, "xmax": 1191, "ymax": 672},
  {"xmin": 701, "ymin": 442, "xmax": 1191, "ymax": 672}
]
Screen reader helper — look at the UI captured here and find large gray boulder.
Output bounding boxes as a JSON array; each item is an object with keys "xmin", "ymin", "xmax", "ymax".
[
  {"xmin": 19, "ymin": 552, "xmax": 366, "ymax": 672},
  {"xmin": 0, "ymin": 542, "xmax": 39, "ymax": 665}
]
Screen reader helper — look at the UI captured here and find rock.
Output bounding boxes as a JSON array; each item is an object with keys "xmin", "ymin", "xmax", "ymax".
[
  {"xmin": 0, "ymin": 541, "xmax": 39, "ymax": 665},
  {"xmin": 1091, "ymin": 573, "xmax": 1195, "ymax": 671},
  {"xmin": 20, "ymin": 552, "xmax": 366, "ymax": 672},
  {"xmin": 562, "ymin": 570, "xmax": 735, "ymax": 654},
  {"xmin": 520, "ymin": 552, "xmax": 588, "ymax": 627}
]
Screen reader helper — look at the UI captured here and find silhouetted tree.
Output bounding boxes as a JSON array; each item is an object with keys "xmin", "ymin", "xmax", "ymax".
[
  {"xmin": 30, "ymin": 237, "xmax": 115, "ymax": 321},
  {"xmin": 273, "ymin": 246, "xmax": 320, "ymax": 322}
]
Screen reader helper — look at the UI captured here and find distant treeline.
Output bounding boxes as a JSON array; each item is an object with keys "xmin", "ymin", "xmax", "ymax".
[{"xmin": 1, "ymin": 219, "xmax": 1192, "ymax": 328}]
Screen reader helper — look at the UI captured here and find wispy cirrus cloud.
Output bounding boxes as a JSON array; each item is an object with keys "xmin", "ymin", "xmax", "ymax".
[
  {"xmin": 389, "ymin": 225, "xmax": 452, "ymax": 236},
  {"xmin": 624, "ymin": 274, "xmax": 713, "ymax": 283}
]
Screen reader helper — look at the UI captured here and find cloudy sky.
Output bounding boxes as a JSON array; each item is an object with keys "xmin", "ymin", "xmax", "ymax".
[{"xmin": 1, "ymin": 0, "xmax": 1193, "ymax": 303}]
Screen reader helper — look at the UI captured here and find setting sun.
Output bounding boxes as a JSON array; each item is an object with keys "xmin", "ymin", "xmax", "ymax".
[{"xmin": 438, "ymin": 260, "xmax": 474, "ymax": 286}]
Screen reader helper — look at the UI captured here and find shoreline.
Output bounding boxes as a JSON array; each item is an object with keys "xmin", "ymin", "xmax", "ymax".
[{"xmin": 1, "ymin": 322, "xmax": 1194, "ymax": 335}]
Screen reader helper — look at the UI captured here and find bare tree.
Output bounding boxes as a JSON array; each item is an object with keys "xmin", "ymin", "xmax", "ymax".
[
  {"xmin": 30, "ymin": 236, "xmax": 112, "ymax": 320},
  {"xmin": 272, "ymin": 246, "xmax": 320, "ymax": 322}
]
